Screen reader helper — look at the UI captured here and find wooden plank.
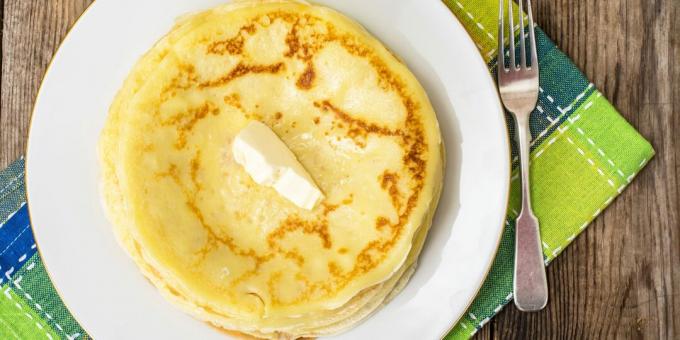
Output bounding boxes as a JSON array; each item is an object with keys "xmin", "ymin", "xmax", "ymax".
[
  {"xmin": 0, "ymin": 0, "xmax": 92, "ymax": 168},
  {"xmin": 0, "ymin": 1, "xmax": 677, "ymax": 339}
]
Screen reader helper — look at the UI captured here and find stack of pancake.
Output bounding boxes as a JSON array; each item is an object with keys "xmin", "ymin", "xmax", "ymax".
[{"xmin": 99, "ymin": 1, "xmax": 444, "ymax": 338}]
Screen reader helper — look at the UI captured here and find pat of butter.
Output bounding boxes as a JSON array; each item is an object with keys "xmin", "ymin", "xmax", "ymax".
[{"xmin": 232, "ymin": 121, "xmax": 324, "ymax": 210}]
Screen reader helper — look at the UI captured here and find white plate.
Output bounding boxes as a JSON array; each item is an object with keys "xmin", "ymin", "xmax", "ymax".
[{"xmin": 26, "ymin": 0, "xmax": 509, "ymax": 339}]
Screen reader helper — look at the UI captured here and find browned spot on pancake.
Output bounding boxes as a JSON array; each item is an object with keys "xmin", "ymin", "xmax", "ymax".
[
  {"xmin": 316, "ymin": 101, "xmax": 400, "ymax": 138},
  {"xmin": 274, "ymin": 112, "xmax": 283, "ymax": 120},
  {"xmin": 208, "ymin": 35, "xmax": 244, "ymax": 55},
  {"xmin": 283, "ymin": 249, "xmax": 305, "ymax": 266},
  {"xmin": 190, "ymin": 151, "xmax": 203, "ymax": 191},
  {"xmin": 267, "ymin": 271, "xmax": 296, "ymax": 306},
  {"xmin": 284, "ymin": 23, "xmax": 300, "ymax": 57},
  {"xmin": 242, "ymin": 24, "xmax": 257, "ymax": 34},
  {"xmin": 315, "ymin": 100, "xmax": 402, "ymax": 147},
  {"xmin": 328, "ymin": 261, "xmax": 343, "ymax": 276},
  {"xmin": 207, "ymin": 24, "xmax": 256, "ymax": 56},
  {"xmin": 338, "ymin": 247, "xmax": 349, "ymax": 254},
  {"xmin": 380, "ymin": 170, "xmax": 401, "ymax": 211},
  {"xmin": 267, "ymin": 202, "xmax": 338, "ymax": 253},
  {"xmin": 223, "ymin": 93, "xmax": 242, "ymax": 110},
  {"xmin": 281, "ymin": 15, "xmax": 322, "ymax": 62},
  {"xmin": 245, "ymin": 112, "xmax": 264, "ymax": 121},
  {"xmin": 296, "ymin": 62, "xmax": 316, "ymax": 89},
  {"xmin": 375, "ymin": 217, "xmax": 390, "ymax": 230},
  {"xmin": 160, "ymin": 64, "xmax": 198, "ymax": 102},
  {"xmin": 342, "ymin": 194, "xmax": 354, "ymax": 205},
  {"xmin": 162, "ymin": 102, "xmax": 220, "ymax": 149},
  {"xmin": 313, "ymin": 117, "xmax": 320, "ymax": 124},
  {"xmin": 323, "ymin": 202, "xmax": 340, "ymax": 215},
  {"xmin": 199, "ymin": 62, "xmax": 285, "ymax": 88},
  {"xmin": 268, "ymin": 215, "xmax": 332, "ymax": 249}
]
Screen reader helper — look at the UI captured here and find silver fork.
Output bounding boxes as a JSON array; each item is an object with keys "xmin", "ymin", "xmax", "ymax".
[{"xmin": 497, "ymin": 0, "xmax": 548, "ymax": 312}]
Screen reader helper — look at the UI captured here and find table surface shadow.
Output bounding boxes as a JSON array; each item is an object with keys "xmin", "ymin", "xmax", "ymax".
[{"xmin": 0, "ymin": 1, "xmax": 677, "ymax": 339}]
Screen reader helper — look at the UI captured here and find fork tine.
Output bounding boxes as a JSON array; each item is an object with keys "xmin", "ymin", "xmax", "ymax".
[
  {"xmin": 507, "ymin": 0, "xmax": 516, "ymax": 69},
  {"xmin": 519, "ymin": 0, "xmax": 526, "ymax": 68},
  {"xmin": 527, "ymin": 0, "xmax": 538, "ymax": 68},
  {"xmin": 498, "ymin": 0, "xmax": 505, "ymax": 71}
]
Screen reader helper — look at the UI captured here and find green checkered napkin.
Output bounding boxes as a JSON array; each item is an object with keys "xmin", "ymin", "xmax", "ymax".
[
  {"xmin": 443, "ymin": 0, "xmax": 654, "ymax": 338},
  {"xmin": 0, "ymin": 1, "xmax": 654, "ymax": 339}
]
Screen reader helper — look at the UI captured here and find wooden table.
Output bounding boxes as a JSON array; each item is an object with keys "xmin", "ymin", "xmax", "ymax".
[{"xmin": 1, "ymin": 1, "xmax": 677, "ymax": 338}]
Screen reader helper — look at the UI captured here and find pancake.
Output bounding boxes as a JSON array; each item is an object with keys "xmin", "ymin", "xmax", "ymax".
[{"xmin": 99, "ymin": 0, "xmax": 444, "ymax": 338}]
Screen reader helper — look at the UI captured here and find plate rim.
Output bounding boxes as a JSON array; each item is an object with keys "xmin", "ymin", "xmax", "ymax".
[
  {"xmin": 23, "ymin": 0, "xmax": 511, "ymax": 338},
  {"xmin": 428, "ymin": 1, "xmax": 509, "ymax": 336}
]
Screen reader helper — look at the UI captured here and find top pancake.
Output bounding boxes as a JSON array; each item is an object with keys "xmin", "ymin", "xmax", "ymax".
[{"xmin": 99, "ymin": 0, "xmax": 443, "ymax": 335}]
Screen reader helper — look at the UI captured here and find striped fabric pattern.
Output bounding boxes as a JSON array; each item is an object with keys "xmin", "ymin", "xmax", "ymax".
[
  {"xmin": 0, "ymin": 1, "xmax": 654, "ymax": 338},
  {"xmin": 0, "ymin": 159, "xmax": 88, "ymax": 339}
]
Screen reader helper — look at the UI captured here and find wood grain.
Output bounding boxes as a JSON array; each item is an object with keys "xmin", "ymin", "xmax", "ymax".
[
  {"xmin": 0, "ymin": 1, "xmax": 677, "ymax": 339},
  {"xmin": 0, "ymin": 0, "xmax": 92, "ymax": 167}
]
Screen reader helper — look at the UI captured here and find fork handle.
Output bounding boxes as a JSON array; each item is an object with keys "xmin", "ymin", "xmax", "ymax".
[{"xmin": 513, "ymin": 114, "xmax": 549, "ymax": 312}]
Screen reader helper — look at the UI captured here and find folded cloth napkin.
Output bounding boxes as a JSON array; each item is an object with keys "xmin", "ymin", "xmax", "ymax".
[
  {"xmin": 0, "ymin": 1, "xmax": 654, "ymax": 338},
  {"xmin": 442, "ymin": 0, "xmax": 654, "ymax": 338}
]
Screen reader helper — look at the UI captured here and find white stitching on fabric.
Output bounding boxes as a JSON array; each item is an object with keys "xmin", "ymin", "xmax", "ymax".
[
  {"xmin": 0, "ymin": 174, "xmax": 21, "ymax": 196},
  {"xmin": 13, "ymin": 276, "xmax": 22, "ymax": 290},
  {"xmin": 528, "ymin": 90, "xmax": 634, "ymax": 190},
  {"xmin": 2, "ymin": 283, "xmax": 53, "ymax": 338},
  {"xmin": 5, "ymin": 267, "xmax": 14, "ymax": 279},
  {"xmin": 0, "ymin": 179, "xmax": 24, "ymax": 204},
  {"xmin": 0, "ymin": 224, "xmax": 30, "ymax": 256},
  {"xmin": 551, "ymin": 246, "xmax": 563, "ymax": 256},
  {"xmin": 528, "ymin": 84, "xmax": 593, "ymax": 148},
  {"xmin": 571, "ymin": 115, "xmax": 630, "ymax": 181},
  {"xmin": 8, "ymin": 254, "xmax": 79, "ymax": 340},
  {"xmin": 0, "ymin": 202, "xmax": 26, "ymax": 229},
  {"xmin": 565, "ymin": 136, "xmax": 618, "ymax": 188},
  {"xmin": 454, "ymin": 1, "xmax": 496, "ymax": 42}
]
